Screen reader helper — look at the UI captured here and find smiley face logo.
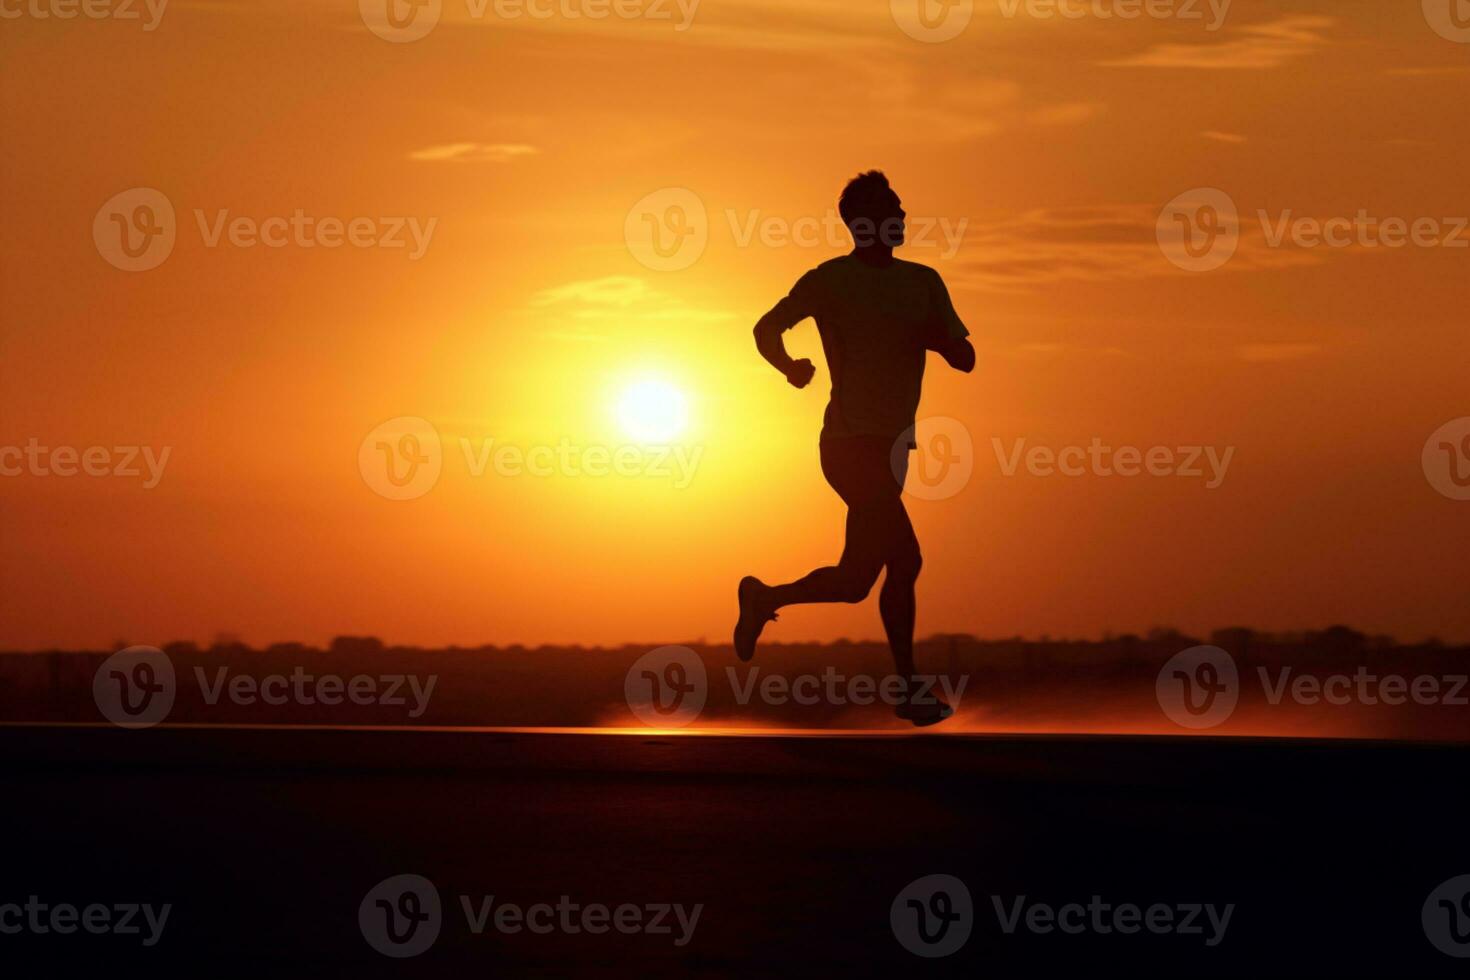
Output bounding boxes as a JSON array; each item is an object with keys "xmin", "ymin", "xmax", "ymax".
[
  {"xmin": 359, "ymin": 416, "xmax": 443, "ymax": 500},
  {"xmin": 1423, "ymin": 0, "xmax": 1470, "ymax": 43},
  {"xmin": 1422, "ymin": 417, "xmax": 1470, "ymax": 501},
  {"xmin": 893, "ymin": 417, "xmax": 974, "ymax": 501},
  {"xmin": 359, "ymin": 0, "xmax": 442, "ymax": 42},
  {"xmin": 93, "ymin": 188, "xmax": 176, "ymax": 272},
  {"xmin": 625, "ymin": 188, "xmax": 708, "ymax": 272},
  {"xmin": 93, "ymin": 645, "xmax": 176, "ymax": 728},
  {"xmin": 890, "ymin": 0, "xmax": 973, "ymax": 42},
  {"xmin": 891, "ymin": 874, "xmax": 973, "ymax": 957},
  {"xmin": 1157, "ymin": 188, "xmax": 1239, "ymax": 272},
  {"xmin": 624, "ymin": 645, "xmax": 707, "ymax": 727},
  {"xmin": 1156, "ymin": 645, "xmax": 1239, "ymax": 730},
  {"xmin": 360, "ymin": 874, "xmax": 442, "ymax": 957}
]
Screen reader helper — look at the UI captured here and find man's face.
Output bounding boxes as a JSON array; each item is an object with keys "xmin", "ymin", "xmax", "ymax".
[
  {"xmin": 849, "ymin": 189, "xmax": 907, "ymax": 249},
  {"xmin": 879, "ymin": 191, "xmax": 907, "ymax": 246}
]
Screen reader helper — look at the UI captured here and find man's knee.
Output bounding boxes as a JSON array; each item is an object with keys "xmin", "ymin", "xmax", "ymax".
[
  {"xmin": 887, "ymin": 542, "xmax": 923, "ymax": 582},
  {"xmin": 831, "ymin": 563, "xmax": 882, "ymax": 603}
]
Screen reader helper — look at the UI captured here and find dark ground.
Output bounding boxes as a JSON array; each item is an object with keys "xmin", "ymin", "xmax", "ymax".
[{"xmin": 2, "ymin": 725, "xmax": 1467, "ymax": 977}]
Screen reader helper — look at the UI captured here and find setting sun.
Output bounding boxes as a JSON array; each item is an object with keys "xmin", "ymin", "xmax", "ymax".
[{"xmin": 616, "ymin": 378, "xmax": 690, "ymax": 444}]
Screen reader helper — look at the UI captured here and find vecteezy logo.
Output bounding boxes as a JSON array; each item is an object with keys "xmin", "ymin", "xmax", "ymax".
[
  {"xmin": 624, "ymin": 188, "xmax": 708, "ymax": 272},
  {"xmin": 1423, "ymin": 417, "xmax": 1470, "ymax": 501},
  {"xmin": 1157, "ymin": 188, "xmax": 1240, "ymax": 272},
  {"xmin": 893, "ymin": 416, "xmax": 974, "ymax": 501},
  {"xmin": 358, "ymin": 416, "xmax": 443, "ymax": 500},
  {"xmin": 890, "ymin": 0, "xmax": 973, "ymax": 42},
  {"xmin": 360, "ymin": 874, "xmax": 442, "ymax": 958},
  {"xmin": 1424, "ymin": 0, "xmax": 1470, "ymax": 43},
  {"xmin": 1423, "ymin": 875, "xmax": 1470, "ymax": 957},
  {"xmin": 891, "ymin": 874, "xmax": 972, "ymax": 957},
  {"xmin": 624, "ymin": 645, "xmax": 708, "ymax": 727},
  {"xmin": 93, "ymin": 188, "xmax": 176, "ymax": 272},
  {"xmin": 1156, "ymin": 645, "xmax": 1239, "ymax": 729},
  {"xmin": 359, "ymin": 0, "xmax": 442, "ymax": 42},
  {"xmin": 93, "ymin": 646, "xmax": 176, "ymax": 728}
]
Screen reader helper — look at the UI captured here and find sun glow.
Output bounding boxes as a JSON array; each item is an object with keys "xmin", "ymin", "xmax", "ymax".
[{"xmin": 616, "ymin": 378, "xmax": 689, "ymax": 444}]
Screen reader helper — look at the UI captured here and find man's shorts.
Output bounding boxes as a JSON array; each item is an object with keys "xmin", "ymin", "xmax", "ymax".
[{"xmin": 819, "ymin": 435, "xmax": 909, "ymax": 508}]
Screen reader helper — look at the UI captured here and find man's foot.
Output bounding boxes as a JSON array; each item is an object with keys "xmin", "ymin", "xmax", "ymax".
[
  {"xmin": 734, "ymin": 576, "xmax": 778, "ymax": 662},
  {"xmin": 895, "ymin": 697, "xmax": 954, "ymax": 728}
]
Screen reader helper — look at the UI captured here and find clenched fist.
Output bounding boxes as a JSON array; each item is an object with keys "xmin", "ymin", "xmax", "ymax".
[{"xmin": 784, "ymin": 358, "xmax": 816, "ymax": 389}]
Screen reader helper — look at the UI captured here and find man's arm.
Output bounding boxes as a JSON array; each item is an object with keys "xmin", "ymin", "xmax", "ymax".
[
  {"xmin": 754, "ymin": 274, "xmax": 819, "ymax": 389},
  {"xmin": 928, "ymin": 334, "xmax": 976, "ymax": 373},
  {"xmin": 754, "ymin": 310, "xmax": 815, "ymax": 388},
  {"xmin": 924, "ymin": 270, "xmax": 975, "ymax": 373}
]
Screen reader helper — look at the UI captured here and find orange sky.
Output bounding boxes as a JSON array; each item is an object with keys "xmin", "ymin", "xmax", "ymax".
[{"xmin": 2, "ymin": 0, "xmax": 1467, "ymax": 650}]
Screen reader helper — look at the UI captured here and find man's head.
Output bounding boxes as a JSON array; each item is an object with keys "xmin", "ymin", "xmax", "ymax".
[{"xmin": 838, "ymin": 170, "xmax": 905, "ymax": 250}]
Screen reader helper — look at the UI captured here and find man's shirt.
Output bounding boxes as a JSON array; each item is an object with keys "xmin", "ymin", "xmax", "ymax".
[{"xmin": 768, "ymin": 253, "xmax": 969, "ymax": 445}]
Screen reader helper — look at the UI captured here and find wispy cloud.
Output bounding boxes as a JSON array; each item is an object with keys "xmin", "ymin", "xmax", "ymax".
[
  {"xmin": 1100, "ymin": 16, "xmax": 1334, "ymax": 70},
  {"xmin": 1384, "ymin": 66, "xmax": 1470, "ymax": 77},
  {"xmin": 1012, "ymin": 342, "xmax": 1131, "ymax": 358},
  {"xmin": 1028, "ymin": 102, "xmax": 1105, "ymax": 127},
  {"xmin": 530, "ymin": 277, "xmax": 660, "ymax": 309},
  {"xmin": 947, "ymin": 204, "xmax": 1319, "ymax": 293},
  {"xmin": 1202, "ymin": 130, "xmax": 1247, "ymax": 143},
  {"xmin": 526, "ymin": 277, "xmax": 735, "ymax": 341},
  {"xmin": 1236, "ymin": 343, "xmax": 1322, "ymax": 362},
  {"xmin": 409, "ymin": 143, "xmax": 540, "ymax": 163}
]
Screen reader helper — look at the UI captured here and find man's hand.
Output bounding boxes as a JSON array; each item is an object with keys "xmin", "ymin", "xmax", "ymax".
[
  {"xmin": 928, "ymin": 336, "xmax": 976, "ymax": 373},
  {"xmin": 784, "ymin": 358, "xmax": 816, "ymax": 389},
  {"xmin": 754, "ymin": 309, "xmax": 816, "ymax": 389}
]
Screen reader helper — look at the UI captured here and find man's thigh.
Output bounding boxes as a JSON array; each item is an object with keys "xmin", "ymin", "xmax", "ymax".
[
  {"xmin": 821, "ymin": 436, "xmax": 905, "ymax": 507},
  {"xmin": 841, "ymin": 494, "xmax": 919, "ymax": 570}
]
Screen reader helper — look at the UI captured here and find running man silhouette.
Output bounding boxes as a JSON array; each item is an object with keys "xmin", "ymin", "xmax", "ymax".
[{"xmin": 734, "ymin": 171, "xmax": 975, "ymax": 727}]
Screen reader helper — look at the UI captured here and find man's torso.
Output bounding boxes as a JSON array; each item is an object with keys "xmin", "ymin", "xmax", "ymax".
[{"xmin": 804, "ymin": 255, "xmax": 937, "ymax": 444}]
